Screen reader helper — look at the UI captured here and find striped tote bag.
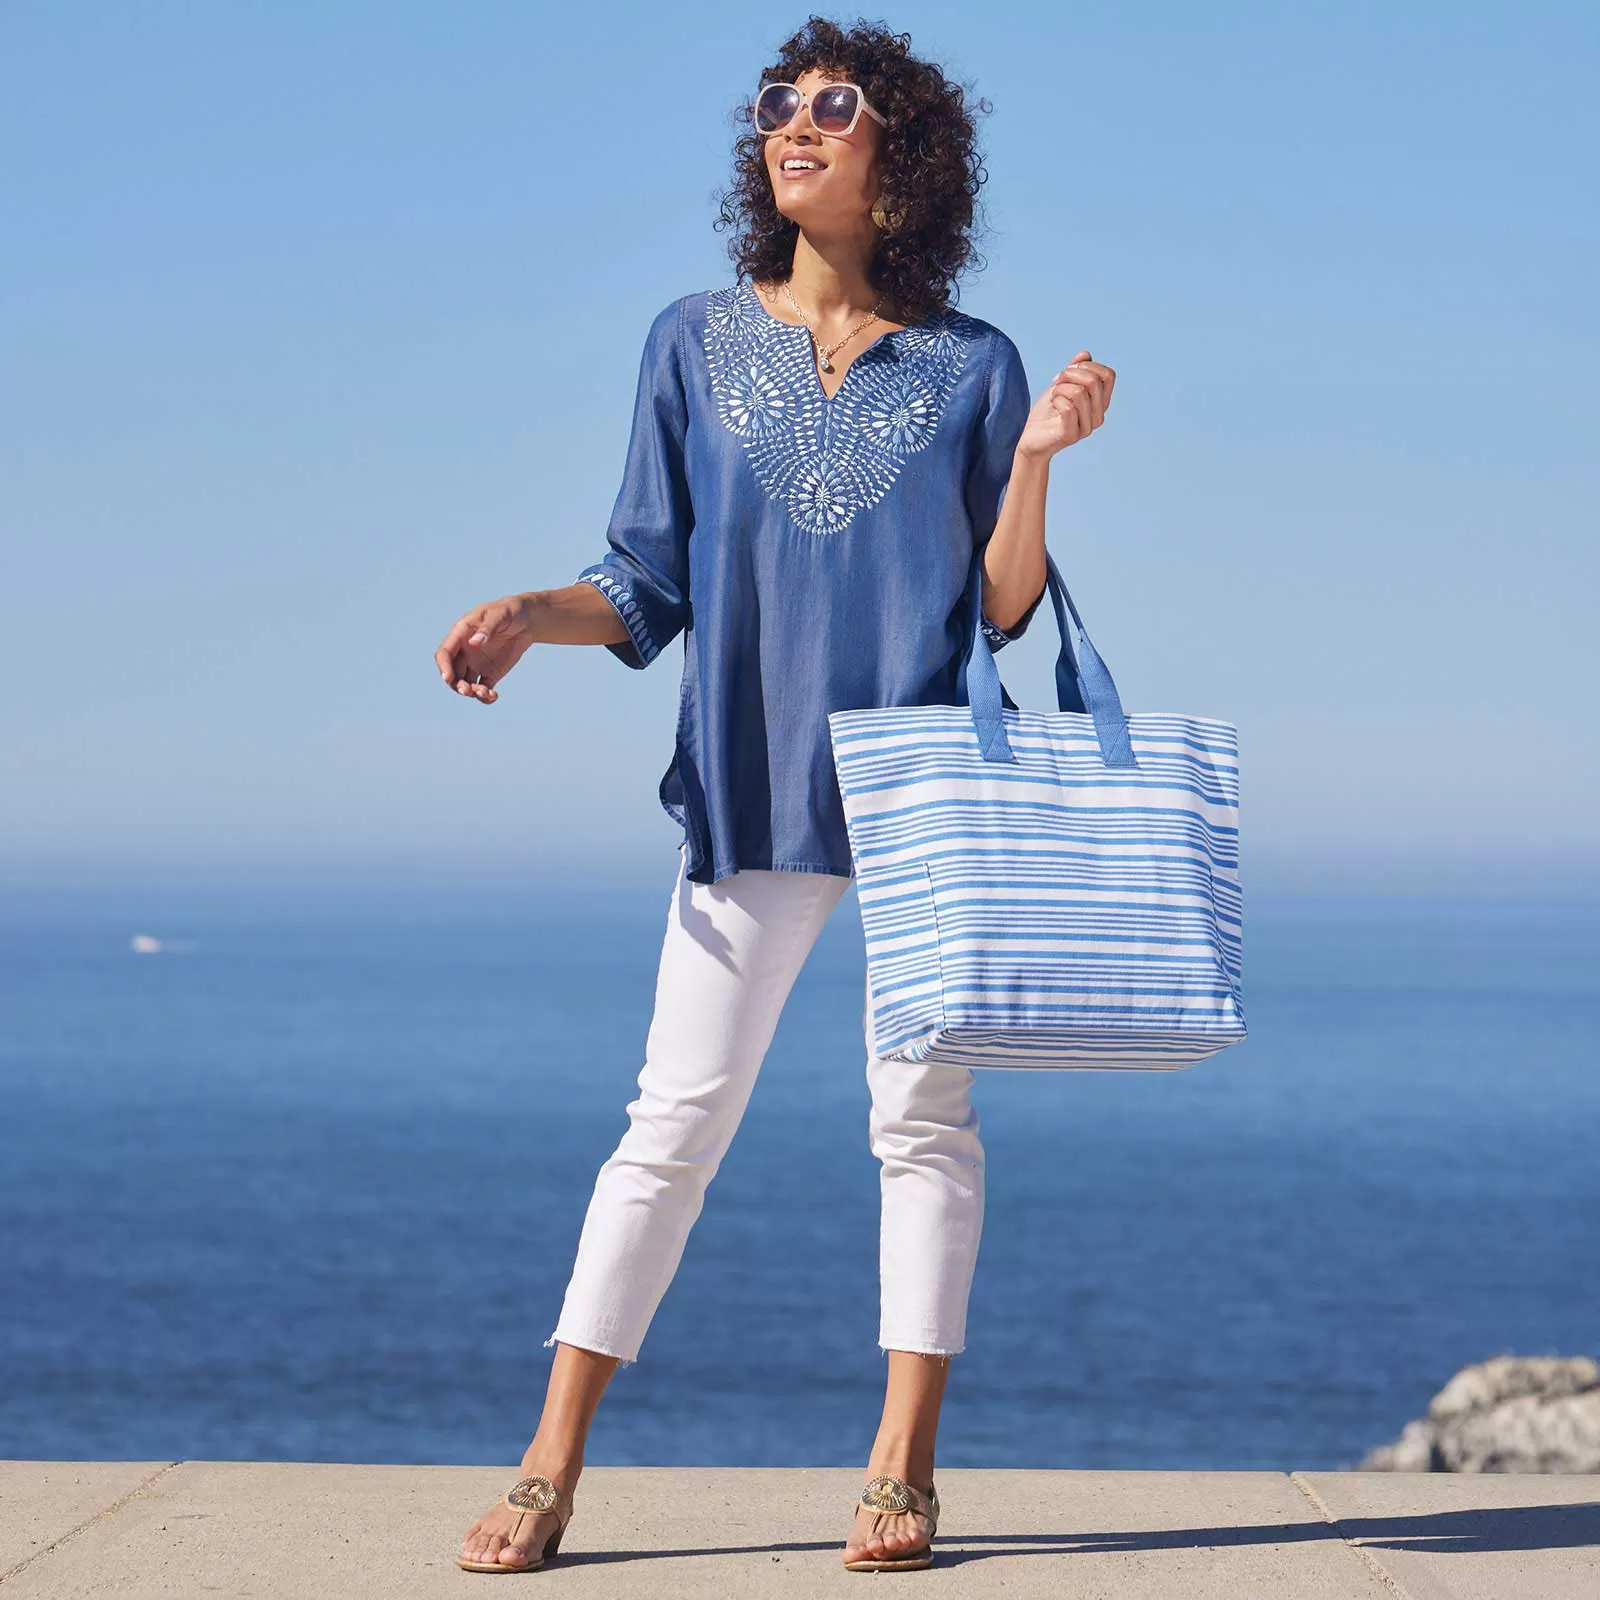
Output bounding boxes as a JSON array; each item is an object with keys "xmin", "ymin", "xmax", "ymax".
[{"xmin": 827, "ymin": 549, "xmax": 1246, "ymax": 1072}]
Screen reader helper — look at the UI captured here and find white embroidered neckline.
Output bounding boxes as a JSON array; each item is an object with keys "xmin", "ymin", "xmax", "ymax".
[{"xmin": 703, "ymin": 279, "xmax": 981, "ymax": 536}]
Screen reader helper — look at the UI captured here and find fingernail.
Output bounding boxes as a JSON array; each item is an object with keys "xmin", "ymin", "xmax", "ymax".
[{"xmin": 468, "ymin": 631, "xmax": 488, "ymax": 645}]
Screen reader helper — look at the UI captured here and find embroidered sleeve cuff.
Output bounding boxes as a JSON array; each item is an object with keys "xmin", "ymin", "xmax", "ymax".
[
  {"xmin": 980, "ymin": 614, "xmax": 1017, "ymax": 651},
  {"xmin": 577, "ymin": 565, "xmax": 661, "ymax": 670},
  {"xmin": 980, "ymin": 582, "xmax": 1046, "ymax": 652}
]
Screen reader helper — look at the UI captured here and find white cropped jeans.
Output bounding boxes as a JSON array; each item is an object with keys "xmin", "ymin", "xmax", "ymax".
[{"xmin": 544, "ymin": 845, "xmax": 986, "ymax": 1367}]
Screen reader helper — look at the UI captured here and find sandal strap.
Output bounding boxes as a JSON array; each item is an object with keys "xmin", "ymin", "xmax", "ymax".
[{"xmin": 859, "ymin": 1474, "xmax": 938, "ymax": 1530}]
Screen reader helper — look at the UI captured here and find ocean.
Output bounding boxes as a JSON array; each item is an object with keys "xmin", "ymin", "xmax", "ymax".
[{"xmin": 2, "ymin": 878, "xmax": 1595, "ymax": 1472}]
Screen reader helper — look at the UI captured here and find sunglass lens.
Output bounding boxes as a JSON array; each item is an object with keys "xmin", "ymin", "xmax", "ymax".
[
  {"xmin": 755, "ymin": 84, "xmax": 801, "ymax": 133},
  {"xmin": 811, "ymin": 84, "xmax": 860, "ymax": 132}
]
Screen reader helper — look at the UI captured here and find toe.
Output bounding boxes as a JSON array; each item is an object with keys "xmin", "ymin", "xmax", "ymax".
[
  {"xmin": 846, "ymin": 1501, "xmax": 932, "ymax": 1563},
  {"xmin": 880, "ymin": 1512, "xmax": 926, "ymax": 1555},
  {"xmin": 498, "ymin": 1514, "xmax": 549, "ymax": 1568},
  {"xmin": 845, "ymin": 1514, "xmax": 878, "ymax": 1562},
  {"xmin": 500, "ymin": 1525, "xmax": 546, "ymax": 1568}
]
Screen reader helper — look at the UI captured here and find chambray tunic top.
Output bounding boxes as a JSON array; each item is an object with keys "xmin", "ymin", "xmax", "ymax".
[{"xmin": 576, "ymin": 277, "xmax": 1043, "ymax": 886}]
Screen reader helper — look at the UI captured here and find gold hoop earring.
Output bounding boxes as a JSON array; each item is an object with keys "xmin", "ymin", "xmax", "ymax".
[{"xmin": 870, "ymin": 194, "xmax": 904, "ymax": 233}]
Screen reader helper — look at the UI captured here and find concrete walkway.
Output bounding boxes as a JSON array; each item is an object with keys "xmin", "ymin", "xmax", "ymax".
[{"xmin": 2, "ymin": 1462, "xmax": 1596, "ymax": 1598}]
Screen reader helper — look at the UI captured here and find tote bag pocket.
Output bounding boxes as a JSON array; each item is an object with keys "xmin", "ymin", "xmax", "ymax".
[{"xmin": 830, "ymin": 549, "xmax": 1247, "ymax": 1072}]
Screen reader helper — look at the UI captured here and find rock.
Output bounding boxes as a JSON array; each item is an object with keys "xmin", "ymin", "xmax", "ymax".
[
  {"xmin": 1361, "ymin": 1417, "xmax": 1440, "ymax": 1472},
  {"xmin": 1359, "ymin": 1355, "xmax": 1600, "ymax": 1473}
]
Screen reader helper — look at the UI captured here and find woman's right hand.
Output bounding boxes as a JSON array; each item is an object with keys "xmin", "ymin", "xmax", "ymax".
[{"xmin": 434, "ymin": 594, "xmax": 538, "ymax": 705}]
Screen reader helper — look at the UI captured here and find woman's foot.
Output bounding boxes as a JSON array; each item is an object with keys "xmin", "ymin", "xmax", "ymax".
[
  {"xmin": 843, "ymin": 1350, "xmax": 951, "ymax": 1566},
  {"xmin": 842, "ymin": 1465, "xmax": 937, "ymax": 1566},
  {"xmin": 459, "ymin": 1449, "xmax": 579, "ymax": 1572}
]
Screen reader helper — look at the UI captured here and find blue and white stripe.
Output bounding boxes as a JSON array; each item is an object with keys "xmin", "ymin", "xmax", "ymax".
[{"xmin": 827, "ymin": 703, "xmax": 1247, "ymax": 1071}]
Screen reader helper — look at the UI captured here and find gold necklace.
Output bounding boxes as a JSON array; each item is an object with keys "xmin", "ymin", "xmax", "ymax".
[{"xmin": 781, "ymin": 280, "xmax": 885, "ymax": 373}]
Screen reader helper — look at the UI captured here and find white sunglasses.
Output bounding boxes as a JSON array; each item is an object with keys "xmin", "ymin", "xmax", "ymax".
[{"xmin": 754, "ymin": 80, "xmax": 888, "ymax": 138}]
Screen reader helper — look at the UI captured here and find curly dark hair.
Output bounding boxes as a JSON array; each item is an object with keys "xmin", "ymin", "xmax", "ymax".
[{"xmin": 713, "ymin": 15, "xmax": 992, "ymax": 324}]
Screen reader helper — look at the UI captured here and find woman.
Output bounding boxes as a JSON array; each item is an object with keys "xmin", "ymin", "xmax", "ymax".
[{"xmin": 439, "ymin": 17, "xmax": 1114, "ymax": 1575}]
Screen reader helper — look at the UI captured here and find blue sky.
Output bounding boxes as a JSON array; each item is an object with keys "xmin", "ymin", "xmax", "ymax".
[{"xmin": 3, "ymin": 1, "xmax": 1595, "ymax": 894}]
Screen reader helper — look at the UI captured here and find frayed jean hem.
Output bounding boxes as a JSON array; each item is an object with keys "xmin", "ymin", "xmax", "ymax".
[{"xmin": 544, "ymin": 1331, "xmax": 637, "ymax": 1370}]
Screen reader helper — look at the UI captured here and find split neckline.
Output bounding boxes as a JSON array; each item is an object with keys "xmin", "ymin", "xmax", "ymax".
[
  {"xmin": 701, "ymin": 279, "xmax": 984, "ymax": 536},
  {"xmin": 743, "ymin": 279, "xmax": 928, "ymax": 404}
]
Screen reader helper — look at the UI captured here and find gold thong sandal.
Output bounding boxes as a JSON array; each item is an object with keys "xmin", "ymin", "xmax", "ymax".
[
  {"xmin": 457, "ymin": 1473, "xmax": 575, "ymax": 1574},
  {"xmin": 843, "ymin": 1473, "xmax": 940, "ymax": 1571}
]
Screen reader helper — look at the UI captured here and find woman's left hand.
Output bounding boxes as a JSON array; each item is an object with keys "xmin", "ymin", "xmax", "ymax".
[{"xmin": 1016, "ymin": 351, "xmax": 1116, "ymax": 462}]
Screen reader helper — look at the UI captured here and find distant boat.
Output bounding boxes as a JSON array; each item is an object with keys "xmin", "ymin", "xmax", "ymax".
[{"xmin": 130, "ymin": 935, "xmax": 163, "ymax": 954}]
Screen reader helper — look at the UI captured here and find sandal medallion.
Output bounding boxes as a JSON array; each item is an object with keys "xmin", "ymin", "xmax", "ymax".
[
  {"xmin": 860, "ymin": 1475, "xmax": 915, "ymax": 1512},
  {"xmin": 507, "ymin": 1474, "xmax": 561, "ymax": 1513}
]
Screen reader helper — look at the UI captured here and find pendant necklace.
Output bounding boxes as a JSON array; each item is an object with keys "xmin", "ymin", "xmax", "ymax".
[{"xmin": 781, "ymin": 281, "xmax": 885, "ymax": 373}]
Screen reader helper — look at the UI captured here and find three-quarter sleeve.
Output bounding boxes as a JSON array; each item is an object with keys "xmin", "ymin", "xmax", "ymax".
[
  {"xmin": 575, "ymin": 299, "xmax": 695, "ymax": 669},
  {"xmin": 966, "ymin": 329, "xmax": 1046, "ymax": 651}
]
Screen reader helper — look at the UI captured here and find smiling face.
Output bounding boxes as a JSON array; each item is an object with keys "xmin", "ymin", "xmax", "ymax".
[{"xmin": 761, "ymin": 67, "xmax": 885, "ymax": 235}]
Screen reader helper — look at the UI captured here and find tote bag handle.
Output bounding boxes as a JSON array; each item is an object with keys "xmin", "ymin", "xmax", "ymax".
[{"xmin": 965, "ymin": 546, "xmax": 1138, "ymax": 768}]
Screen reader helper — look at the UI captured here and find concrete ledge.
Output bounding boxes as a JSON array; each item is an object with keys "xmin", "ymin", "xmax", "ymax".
[{"xmin": 1, "ymin": 1462, "xmax": 1596, "ymax": 1598}]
